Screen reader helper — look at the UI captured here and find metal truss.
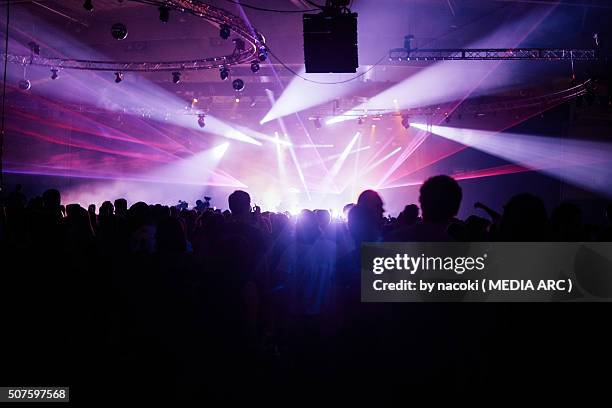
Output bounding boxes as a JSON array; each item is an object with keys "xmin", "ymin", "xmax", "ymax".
[
  {"xmin": 2, "ymin": 0, "xmax": 267, "ymax": 72},
  {"xmin": 389, "ymin": 48, "xmax": 598, "ymax": 61}
]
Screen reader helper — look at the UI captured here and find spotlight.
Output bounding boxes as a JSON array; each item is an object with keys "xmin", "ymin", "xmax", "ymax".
[
  {"xmin": 257, "ymin": 48, "xmax": 268, "ymax": 62},
  {"xmin": 314, "ymin": 117, "xmax": 322, "ymax": 130},
  {"xmin": 172, "ymin": 71, "xmax": 181, "ymax": 84},
  {"xmin": 197, "ymin": 114, "xmax": 206, "ymax": 128},
  {"xmin": 158, "ymin": 5, "xmax": 170, "ymax": 23},
  {"xmin": 83, "ymin": 0, "xmax": 93, "ymax": 12},
  {"xmin": 235, "ymin": 97, "xmax": 241, "ymax": 103},
  {"xmin": 18, "ymin": 79, "xmax": 31, "ymax": 91},
  {"xmin": 111, "ymin": 23, "xmax": 128, "ymax": 40},
  {"xmin": 401, "ymin": 115, "xmax": 410, "ymax": 129},
  {"xmin": 232, "ymin": 78, "xmax": 245, "ymax": 91},
  {"xmin": 114, "ymin": 72, "xmax": 123, "ymax": 83},
  {"xmin": 220, "ymin": 66, "xmax": 229, "ymax": 81},
  {"xmin": 219, "ymin": 24, "xmax": 231, "ymax": 40},
  {"xmin": 50, "ymin": 68, "xmax": 58, "ymax": 80},
  {"xmin": 250, "ymin": 60, "xmax": 260, "ymax": 73}
]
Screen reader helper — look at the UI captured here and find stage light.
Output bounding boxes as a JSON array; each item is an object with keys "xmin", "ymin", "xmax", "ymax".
[
  {"xmin": 83, "ymin": 0, "xmax": 93, "ymax": 12},
  {"xmin": 220, "ymin": 66, "xmax": 229, "ymax": 81},
  {"xmin": 172, "ymin": 71, "xmax": 181, "ymax": 84},
  {"xmin": 197, "ymin": 114, "xmax": 206, "ymax": 128},
  {"xmin": 212, "ymin": 142, "xmax": 229, "ymax": 159},
  {"xmin": 235, "ymin": 97, "xmax": 240, "ymax": 103},
  {"xmin": 111, "ymin": 23, "xmax": 128, "ymax": 40},
  {"xmin": 114, "ymin": 72, "xmax": 123, "ymax": 83},
  {"xmin": 50, "ymin": 68, "xmax": 58, "ymax": 80},
  {"xmin": 401, "ymin": 115, "xmax": 410, "ymax": 129},
  {"xmin": 257, "ymin": 48, "xmax": 267, "ymax": 61},
  {"xmin": 158, "ymin": 5, "xmax": 170, "ymax": 23},
  {"xmin": 250, "ymin": 60, "xmax": 260, "ymax": 73},
  {"xmin": 18, "ymin": 80, "xmax": 31, "ymax": 90},
  {"xmin": 219, "ymin": 24, "xmax": 231, "ymax": 40},
  {"xmin": 232, "ymin": 78, "xmax": 245, "ymax": 91}
]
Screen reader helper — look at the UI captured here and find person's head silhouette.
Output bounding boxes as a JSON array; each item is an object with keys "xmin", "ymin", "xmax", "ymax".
[
  {"xmin": 357, "ymin": 190, "xmax": 384, "ymax": 220},
  {"xmin": 399, "ymin": 204, "xmax": 419, "ymax": 226},
  {"xmin": 419, "ymin": 175, "xmax": 462, "ymax": 224},
  {"xmin": 228, "ymin": 190, "xmax": 251, "ymax": 217},
  {"xmin": 114, "ymin": 198, "xmax": 128, "ymax": 217},
  {"xmin": 42, "ymin": 188, "xmax": 61, "ymax": 211}
]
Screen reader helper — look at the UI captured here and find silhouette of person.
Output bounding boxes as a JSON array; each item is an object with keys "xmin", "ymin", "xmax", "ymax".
[{"xmin": 386, "ymin": 175, "xmax": 462, "ymax": 241}]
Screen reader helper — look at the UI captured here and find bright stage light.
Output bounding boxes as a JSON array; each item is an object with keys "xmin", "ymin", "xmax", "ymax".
[
  {"xmin": 212, "ymin": 142, "xmax": 229, "ymax": 159},
  {"xmin": 412, "ymin": 123, "xmax": 612, "ymax": 197},
  {"xmin": 260, "ymin": 68, "xmax": 361, "ymax": 124}
]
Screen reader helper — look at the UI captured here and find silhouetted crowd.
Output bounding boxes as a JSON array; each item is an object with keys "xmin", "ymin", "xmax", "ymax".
[{"xmin": 1, "ymin": 175, "xmax": 611, "ymax": 403}]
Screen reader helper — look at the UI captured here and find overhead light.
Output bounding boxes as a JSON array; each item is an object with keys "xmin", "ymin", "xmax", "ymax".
[
  {"xmin": 250, "ymin": 60, "xmax": 260, "ymax": 73},
  {"xmin": 114, "ymin": 72, "xmax": 123, "ymax": 83},
  {"xmin": 257, "ymin": 48, "xmax": 268, "ymax": 62},
  {"xmin": 197, "ymin": 114, "xmax": 206, "ymax": 128},
  {"xmin": 83, "ymin": 0, "xmax": 93, "ymax": 12},
  {"xmin": 219, "ymin": 24, "xmax": 231, "ymax": 40},
  {"xmin": 111, "ymin": 23, "xmax": 128, "ymax": 40},
  {"xmin": 158, "ymin": 5, "xmax": 170, "ymax": 23},
  {"xmin": 220, "ymin": 66, "xmax": 229, "ymax": 81},
  {"xmin": 235, "ymin": 97, "xmax": 241, "ymax": 103},
  {"xmin": 172, "ymin": 71, "xmax": 181, "ymax": 84},
  {"xmin": 232, "ymin": 78, "xmax": 245, "ymax": 91},
  {"xmin": 18, "ymin": 80, "xmax": 31, "ymax": 91},
  {"xmin": 50, "ymin": 68, "xmax": 58, "ymax": 80}
]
